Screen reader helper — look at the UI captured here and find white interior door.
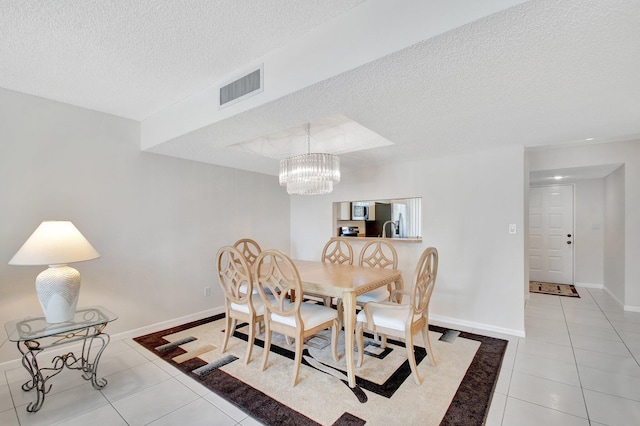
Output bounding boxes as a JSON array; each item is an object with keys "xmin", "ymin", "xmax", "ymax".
[{"xmin": 529, "ymin": 185, "xmax": 574, "ymax": 284}]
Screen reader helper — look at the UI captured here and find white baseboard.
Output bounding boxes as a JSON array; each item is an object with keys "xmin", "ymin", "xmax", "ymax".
[
  {"xmin": 111, "ymin": 307, "xmax": 224, "ymax": 342},
  {"xmin": 574, "ymin": 282, "xmax": 604, "ymax": 289},
  {"xmin": 430, "ymin": 314, "xmax": 525, "ymax": 338},
  {"xmin": 596, "ymin": 287, "xmax": 640, "ymax": 312},
  {"xmin": 603, "ymin": 287, "xmax": 624, "ymax": 308},
  {"xmin": 0, "ymin": 307, "xmax": 225, "ymax": 372}
]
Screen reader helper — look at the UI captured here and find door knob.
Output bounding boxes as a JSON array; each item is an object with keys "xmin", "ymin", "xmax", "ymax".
[
  {"xmin": 567, "ymin": 234, "xmax": 572, "ymax": 238},
  {"xmin": 567, "ymin": 241, "xmax": 572, "ymax": 244}
]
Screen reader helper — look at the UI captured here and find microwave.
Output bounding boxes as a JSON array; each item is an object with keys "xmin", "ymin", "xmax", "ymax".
[{"xmin": 352, "ymin": 202, "xmax": 369, "ymax": 220}]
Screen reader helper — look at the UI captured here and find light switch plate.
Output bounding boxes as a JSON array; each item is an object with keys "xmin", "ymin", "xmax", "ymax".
[{"xmin": 509, "ymin": 224, "xmax": 516, "ymax": 234}]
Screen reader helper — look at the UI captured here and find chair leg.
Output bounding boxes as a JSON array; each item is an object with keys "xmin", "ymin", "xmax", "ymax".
[
  {"xmin": 422, "ymin": 324, "xmax": 437, "ymax": 367},
  {"xmin": 261, "ymin": 321, "xmax": 272, "ymax": 371},
  {"xmin": 406, "ymin": 330, "xmax": 422, "ymax": 385},
  {"xmin": 355, "ymin": 322, "xmax": 365, "ymax": 367},
  {"xmin": 331, "ymin": 319, "xmax": 339, "ymax": 362},
  {"xmin": 244, "ymin": 320, "xmax": 255, "ymax": 364},
  {"xmin": 292, "ymin": 330, "xmax": 303, "ymax": 386},
  {"xmin": 221, "ymin": 315, "xmax": 234, "ymax": 353}
]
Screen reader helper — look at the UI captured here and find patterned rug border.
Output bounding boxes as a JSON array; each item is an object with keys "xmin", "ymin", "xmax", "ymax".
[
  {"xmin": 529, "ymin": 281, "xmax": 580, "ymax": 298},
  {"xmin": 134, "ymin": 314, "xmax": 507, "ymax": 426}
]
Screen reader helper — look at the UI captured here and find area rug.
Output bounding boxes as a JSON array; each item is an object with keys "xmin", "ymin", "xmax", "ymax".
[
  {"xmin": 529, "ymin": 281, "xmax": 580, "ymax": 297},
  {"xmin": 134, "ymin": 314, "xmax": 507, "ymax": 426}
]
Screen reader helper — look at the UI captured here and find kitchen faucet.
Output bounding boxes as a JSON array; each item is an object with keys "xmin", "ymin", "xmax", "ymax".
[{"xmin": 382, "ymin": 220, "xmax": 396, "ymax": 238}]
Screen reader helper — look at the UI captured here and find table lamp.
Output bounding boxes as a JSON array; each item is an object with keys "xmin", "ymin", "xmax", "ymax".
[{"xmin": 9, "ymin": 221, "xmax": 100, "ymax": 323}]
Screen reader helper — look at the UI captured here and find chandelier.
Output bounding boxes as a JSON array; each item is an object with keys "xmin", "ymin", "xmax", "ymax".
[{"xmin": 279, "ymin": 123, "xmax": 340, "ymax": 195}]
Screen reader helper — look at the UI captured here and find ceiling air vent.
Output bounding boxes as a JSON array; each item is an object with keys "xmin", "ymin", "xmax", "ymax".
[{"xmin": 219, "ymin": 66, "xmax": 263, "ymax": 108}]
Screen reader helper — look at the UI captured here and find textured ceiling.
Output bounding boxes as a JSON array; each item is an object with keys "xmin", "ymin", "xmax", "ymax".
[
  {"xmin": 0, "ymin": 0, "xmax": 365, "ymax": 120},
  {"xmin": 2, "ymin": 0, "xmax": 640, "ymax": 179}
]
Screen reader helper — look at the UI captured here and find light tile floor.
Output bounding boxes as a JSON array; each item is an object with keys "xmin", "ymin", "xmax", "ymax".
[
  {"xmin": 485, "ymin": 287, "xmax": 640, "ymax": 426},
  {"xmin": 1, "ymin": 287, "xmax": 639, "ymax": 425},
  {"xmin": 0, "ymin": 336, "xmax": 262, "ymax": 425}
]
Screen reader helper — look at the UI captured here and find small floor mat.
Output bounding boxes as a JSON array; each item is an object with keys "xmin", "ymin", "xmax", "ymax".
[{"xmin": 529, "ymin": 281, "xmax": 580, "ymax": 297}]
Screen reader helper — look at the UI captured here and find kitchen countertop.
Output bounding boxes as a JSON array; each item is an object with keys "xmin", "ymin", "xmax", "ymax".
[{"xmin": 340, "ymin": 236, "xmax": 423, "ymax": 243}]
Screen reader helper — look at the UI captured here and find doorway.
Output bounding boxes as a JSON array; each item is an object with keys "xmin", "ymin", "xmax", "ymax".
[{"xmin": 529, "ymin": 185, "xmax": 574, "ymax": 284}]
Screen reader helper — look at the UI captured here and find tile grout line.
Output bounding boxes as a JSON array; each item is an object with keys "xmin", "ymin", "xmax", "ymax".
[
  {"xmin": 2, "ymin": 369, "xmax": 21, "ymax": 426},
  {"xmin": 591, "ymin": 290, "xmax": 640, "ymax": 370},
  {"xmin": 561, "ymin": 288, "xmax": 592, "ymax": 423},
  {"xmin": 507, "ymin": 296, "xmax": 589, "ymax": 422},
  {"xmin": 503, "ymin": 395, "xmax": 591, "ymax": 423},
  {"xmin": 499, "ymin": 336, "xmax": 519, "ymax": 425}
]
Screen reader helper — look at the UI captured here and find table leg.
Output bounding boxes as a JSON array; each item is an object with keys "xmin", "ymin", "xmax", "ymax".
[
  {"xmin": 16, "ymin": 329, "xmax": 110, "ymax": 413},
  {"xmin": 80, "ymin": 332, "xmax": 110, "ymax": 389},
  {"xmin": 342, "ymin": 292, "xmax": 357, "ymax": 388},
  {"xmin": 17, "ymin": 342, "xmax": 50, "ymax": 413}
]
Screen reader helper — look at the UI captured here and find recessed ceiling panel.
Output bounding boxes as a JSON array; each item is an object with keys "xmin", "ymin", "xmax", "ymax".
[{"xmin": 230, "ymin": 115, "xmax": 394, "ymax": 159}]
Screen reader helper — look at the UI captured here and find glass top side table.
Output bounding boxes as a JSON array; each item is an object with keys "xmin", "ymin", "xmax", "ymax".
[{"xmin": 4, "ymin": 305, "xmax": 118, "ymax": 413}]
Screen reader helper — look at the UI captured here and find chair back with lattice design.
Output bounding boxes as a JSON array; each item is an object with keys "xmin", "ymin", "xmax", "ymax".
[
  {"xmin": 254, "ymin": 249, "xmax": 302, "ymax": 319},
  {"xmin": 321, "ymin": 237, "xmax": 354, "ymax": 265},
  {"xmin": 411, "ymin": 247, "xmax": 438, "ymax": 316},
  {"xmin": 358, "ymin": 240, "xmax": 398, "ymax": 270},
  {"xmin": 233, "ymin": 238, "xmax": 262, "ymax": 265},
  {"xmin": 216, "ymin": 246, "xmax": 254, "ymax": 307}
]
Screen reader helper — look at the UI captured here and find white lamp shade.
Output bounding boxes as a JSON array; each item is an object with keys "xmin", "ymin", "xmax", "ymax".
[
  {"xmin": 9, "ymin": 221, "xmax": 100, "ymax": 266},
  {"xmin": 9, "ymin": 221, "xmax": 99, "ymax": 323}
]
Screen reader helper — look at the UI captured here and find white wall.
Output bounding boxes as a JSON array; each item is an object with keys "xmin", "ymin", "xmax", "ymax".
[
  {"xmin": 290, "ymin": 145, "xmax": 526, "ymax": 336},
  {"xmin": 574, "ymin": 179, "xmax": 605, "ymax": 286},
  {"xmin": 523, "ymin": 153, "xmax": 530, "ymax": 301},
  {"xmin": 604, "ymin": 166, "xmax": 625, "ymax": 304},
  {"xmin": 0, "ymin": 88, "xmax": 291, "ymax": 363},
  {"xmin": 528, "ymin": 140, "xmax": 640, "ymax": 310}
]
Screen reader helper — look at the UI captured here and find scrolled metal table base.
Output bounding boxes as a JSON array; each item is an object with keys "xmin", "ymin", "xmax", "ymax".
[{"xmin": 17, "ymin": 326, "xmax": 110, "ymax": 413}]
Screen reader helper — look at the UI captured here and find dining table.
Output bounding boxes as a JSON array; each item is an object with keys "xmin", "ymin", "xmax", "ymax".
[{"xmin": 292, "ymin": 259, "xmax": 404, "ymax": 388}]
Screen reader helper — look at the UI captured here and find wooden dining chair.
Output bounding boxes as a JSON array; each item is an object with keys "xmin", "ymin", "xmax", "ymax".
[
  {"xmin": 355, "ymin": 246, "xmax": 438, "ymax": 385},
  {"xmin": 336, "ymin": 239, "xmax": 402, "ymax": 332},
  {"xmin": 314, "ymin": 237, "xmax": 355, "ymax": 306},
  {"xmin": 233, "ymin": 238, "xmax": 262, "ymax": 266},
  {"xmin": 321, "ymin": 237, "xmax": 354, "ymax": 265},
  {"xmin": 356, "ymin": 239, "xmax": 401, "ymax": 303},
  {"xmin": 254, "ymin": 249, "xmax": 339, "ymax": 386},
  {"xmin": 232, "ymin": 238, "xmax": 263, "ymax": 296},
  {"xmin": 216, "ymin": 245, "xmax": 267, "ymax": 364}
]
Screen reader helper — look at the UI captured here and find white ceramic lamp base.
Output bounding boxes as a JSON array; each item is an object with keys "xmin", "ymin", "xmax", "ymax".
[{"xmin": 35, "ymin": 265, "xmax": 81, "ymax": 323}]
